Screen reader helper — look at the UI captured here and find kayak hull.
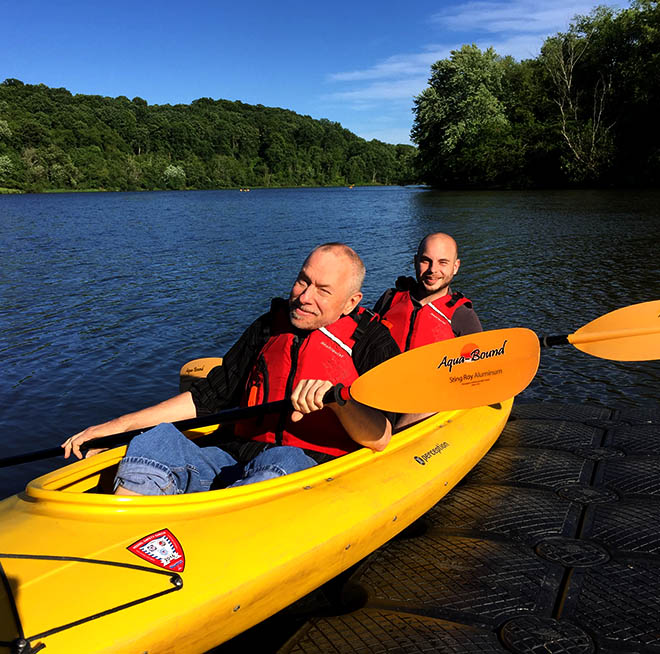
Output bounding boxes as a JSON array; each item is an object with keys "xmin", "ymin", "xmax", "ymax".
[{"xmin": 0, "ymin": 400, "xmax": 512, "ymax": 653}]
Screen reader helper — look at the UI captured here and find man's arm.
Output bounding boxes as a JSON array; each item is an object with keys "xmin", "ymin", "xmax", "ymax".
[
  {"xmin": 289, "ymin": 379, "xmax": 392, "ymax": 451},
  {"xmin": 332, "ymin": 398, "xmax": 392, "ymax": 451},
  {"xmin": 452, "ymin": 304, "xmax": 483, "ymax": 336},
  {"xmin": 62, "ymin": 392, "xmax": 197, "ymax": 459},
  {"xmin": 63, "ymin": 308, "xmax": 274, "ymax": 459},
  {"xmin": 342, "ymin": 316, "xmax": 401, "ymax": 449}
]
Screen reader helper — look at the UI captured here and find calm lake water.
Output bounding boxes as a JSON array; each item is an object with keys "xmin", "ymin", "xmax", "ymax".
[{"xmin": 2, "ymin": 186, "xmax": 659, "ymax": 498}]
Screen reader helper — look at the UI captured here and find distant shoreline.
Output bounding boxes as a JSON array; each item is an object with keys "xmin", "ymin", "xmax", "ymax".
[{"xmin": 0, "ymin": 182, "xmax": 416, "ymax": 195}]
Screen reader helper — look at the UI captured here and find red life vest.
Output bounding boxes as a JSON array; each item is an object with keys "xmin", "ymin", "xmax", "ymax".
[
  {"xmin": 383, "ymin": 290, "xmax": 471, "ymax": 351},
  {"xmin": 234, "ymin": 305, "xmax": 374, "ymax": 457}
]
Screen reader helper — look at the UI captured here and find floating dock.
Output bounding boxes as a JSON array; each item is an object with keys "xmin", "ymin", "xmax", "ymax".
[{"xmin": 216, "ymin": 401, "xmax": 660, "ymax": 653}]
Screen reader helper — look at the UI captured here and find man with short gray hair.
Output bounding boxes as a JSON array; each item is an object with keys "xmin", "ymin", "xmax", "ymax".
[{"xmin": 63, "ymin": 243, "xmax": 400, "ymax": 494}]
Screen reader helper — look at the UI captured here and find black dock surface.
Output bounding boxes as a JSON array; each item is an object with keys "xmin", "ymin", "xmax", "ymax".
[
  {"xmin": 213, "ymin": 403, "xmax": 660, "ymax": 654},
  {"xmin": 217, "ymin": 402, "xmax": 660, "ymax": 654}
]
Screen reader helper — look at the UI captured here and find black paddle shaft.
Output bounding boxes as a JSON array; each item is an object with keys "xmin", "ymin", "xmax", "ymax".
[
  {"xmin": 0, "ymin": 402, "xmax": 293, "ymax": 468},
  {"xmin": 0, "ymin": 385, "xmax": 349, "ymax": 469},
  {"xmin": 539, "ymin": 334, "xmax": 570, "ymax": 348}
]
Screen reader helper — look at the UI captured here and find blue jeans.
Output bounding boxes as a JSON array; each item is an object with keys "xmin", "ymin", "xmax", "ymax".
[{"xmin": 113, "ymin": 423, "xmax": 318, "ymax": 495}]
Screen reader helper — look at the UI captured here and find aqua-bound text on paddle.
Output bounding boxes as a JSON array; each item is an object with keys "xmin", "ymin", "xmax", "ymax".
[{"xmin": 437, "ymin": 340, "xmax": 508, "ymax": 373}]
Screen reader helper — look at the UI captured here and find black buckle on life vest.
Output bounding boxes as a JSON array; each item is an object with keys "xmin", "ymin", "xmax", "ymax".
[
  {"xmin": 446, "ymin": 291, "xmax": 466, "ymax": 308},
  {"xmin": 351, "ymin": 307, "xmax": 375, "ymax": 342}
]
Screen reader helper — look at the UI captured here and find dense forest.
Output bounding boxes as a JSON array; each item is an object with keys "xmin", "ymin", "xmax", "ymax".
[
  {"xmin": 413, "ymin": 0, "xmax": 660, "ymax": 188},
  {"xmin": 0, "ymin": 83, "xmax": 417, "ymax": 192},
  {"xmin": 1, "ymin": 0, "xmax": 658, "ymax": 193}
]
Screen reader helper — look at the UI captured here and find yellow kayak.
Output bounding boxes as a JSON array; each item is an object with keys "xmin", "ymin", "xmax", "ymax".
[{"xmin": 0, "ymin": 400, "xmax": 512, "ymax": 654}]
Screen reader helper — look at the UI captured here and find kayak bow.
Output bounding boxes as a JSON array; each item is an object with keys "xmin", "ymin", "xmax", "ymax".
[{"xmin": 0, "ymin": 400, "xmax": 512, "ymax": 653}]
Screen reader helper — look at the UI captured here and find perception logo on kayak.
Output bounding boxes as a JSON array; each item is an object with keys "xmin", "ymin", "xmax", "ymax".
[
  {"xmin": 437, "ymin": 340, "xmax": 508, "ymax": 373},
  {"xmin": 414, "ymin": 442, "xmax": 450, "ymax": 466},
  {"xmin": 128, "ymin": 528, "xmax": 185, "ymax": 572}
]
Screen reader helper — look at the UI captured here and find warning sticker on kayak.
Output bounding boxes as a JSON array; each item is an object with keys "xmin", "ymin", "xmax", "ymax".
[{"xmin": 128, "ymin": 529, "xmax": 185, "ymax": 572}]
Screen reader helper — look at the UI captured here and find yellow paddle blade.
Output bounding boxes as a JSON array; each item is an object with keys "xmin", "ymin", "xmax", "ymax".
[
  {"xmin": 569, "ymin": 300, "xmax": 660, "ymax": 361},
  {"xmin": 179, "ymin": 357, "xmax": 224, "ymax": 392},
  {"xmin": 350, "ymin": 328, "xmax": 540, "ymax": 413}
]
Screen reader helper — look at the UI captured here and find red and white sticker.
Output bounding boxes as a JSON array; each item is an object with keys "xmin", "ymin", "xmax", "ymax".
[{"xmin": 128, "ymin": 529, "xmax": 185, "ymax": 572}]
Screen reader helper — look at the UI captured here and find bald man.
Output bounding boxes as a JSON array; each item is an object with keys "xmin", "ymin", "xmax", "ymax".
[{"xmin": 373, "ymin": 232, "xmax": 482, "ymax": 352}]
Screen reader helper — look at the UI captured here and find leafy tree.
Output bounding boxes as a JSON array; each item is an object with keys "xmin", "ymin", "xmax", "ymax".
[
  {"xmin": 412, "ymin": 44, "xmax": 522, "ymax": 187},
  {"xmin": 603, "ymin": 0, "xmax": 660, "ymax": 184},
  {"xmin": 70, "ymin": 146, "xmax": 109, "ymax": 189},
  {"xmin": 412, "ymin": 1, "xmax": 660, "ymax": 188},
  {"xmin": 0, "ymin": 118, "xmax": 11, "ymax": 142},
  {"xmin": 0, "ymin": 154, "xmax": 14, "ymax": 184},
  {"xmin": 0, "ymin": 78, "xmax": 415, "ymax": 192},
  {"xmin": 539, "ymin": 9, "xmax": 617, "ymax": 183},
  {"xmin": 163, "ymin": 164, "xmax": 186, "ymax": 190}
]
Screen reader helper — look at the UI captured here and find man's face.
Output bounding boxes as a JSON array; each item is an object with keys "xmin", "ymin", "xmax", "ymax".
[
  {"xmin": 414, "ymin": 236, "xmax": 460, "ymax": 297},
  {"xmin": 289, "ymin": 250, "xmax": 362, "ymax": 330}
]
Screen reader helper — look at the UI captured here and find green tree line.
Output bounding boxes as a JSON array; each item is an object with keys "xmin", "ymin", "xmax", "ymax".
[
  {"xmin": 412, "ymin": 0, "xmax": 660, "ymax": 188},
  {"xmin": 0, "ymin": 81, "xmax": 417, "ymax": 192},
  {"xmin": 3, "ymin": 1, "xmax": 656, "ymax": 193}
]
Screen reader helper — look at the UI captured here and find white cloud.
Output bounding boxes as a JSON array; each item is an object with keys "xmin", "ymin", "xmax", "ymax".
[
  {"xmin": 325, "ymin": 0, "xmax": 627, "ymax": 143},
  {"xmin": 324, "ymin": 77, "xmax": 429, "ymax": 103},
  {"xmin": 328, "ymin": 50, "xmax": 444, "ymax": 82},
  {"xmin": 431, "ymin": 0, "xmax": 616, "ymax": 35}
]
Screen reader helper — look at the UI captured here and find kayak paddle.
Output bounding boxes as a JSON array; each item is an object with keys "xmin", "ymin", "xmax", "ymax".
[
  {"xmin": 0, "ymin": 326, "xmax": 540, "ymax": 468},
  {"xmin": 540, "ymin": 299, "xmax": 660, "ymax": 361},
  {"xmin": 179, "ymin": 357, "xmax": 224, "ymax": 393},
  {"xmin": 350, "ymin": 327, "xmax": 540, "ymax": 413}
]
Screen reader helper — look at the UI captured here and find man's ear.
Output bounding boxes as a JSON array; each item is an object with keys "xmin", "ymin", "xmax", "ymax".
[
  {"xmin": 343, "ymin": 291, "xmax": 363, "ymax": 315},
  {"xmin": 454, "ymin": 258, "xmax": 461, "ymax": 275}
]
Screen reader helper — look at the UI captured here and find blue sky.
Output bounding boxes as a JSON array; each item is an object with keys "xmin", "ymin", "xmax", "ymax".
[{"xmin": 4, "ymin": 0, "xmax": 626, "ymax": 145}]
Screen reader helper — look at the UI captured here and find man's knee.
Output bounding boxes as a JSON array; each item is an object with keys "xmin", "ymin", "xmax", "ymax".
[
  {"xmin": 126, "ymin": 423, "xmax": 185, "ymax": 458},
  {"xmin": 114, "ymin": 457, "xmax": 179, "ymax": 495}
]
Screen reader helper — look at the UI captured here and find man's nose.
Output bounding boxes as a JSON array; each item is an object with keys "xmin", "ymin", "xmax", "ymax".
[{"xmin": 299, "ymin": 285, "xmax": 314, "ymax": 301}]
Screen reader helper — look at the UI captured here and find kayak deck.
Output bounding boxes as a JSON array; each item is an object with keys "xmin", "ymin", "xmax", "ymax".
[{"xmin": 1, "ymin": 400, "xmax": 512, "ymax": 654}]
